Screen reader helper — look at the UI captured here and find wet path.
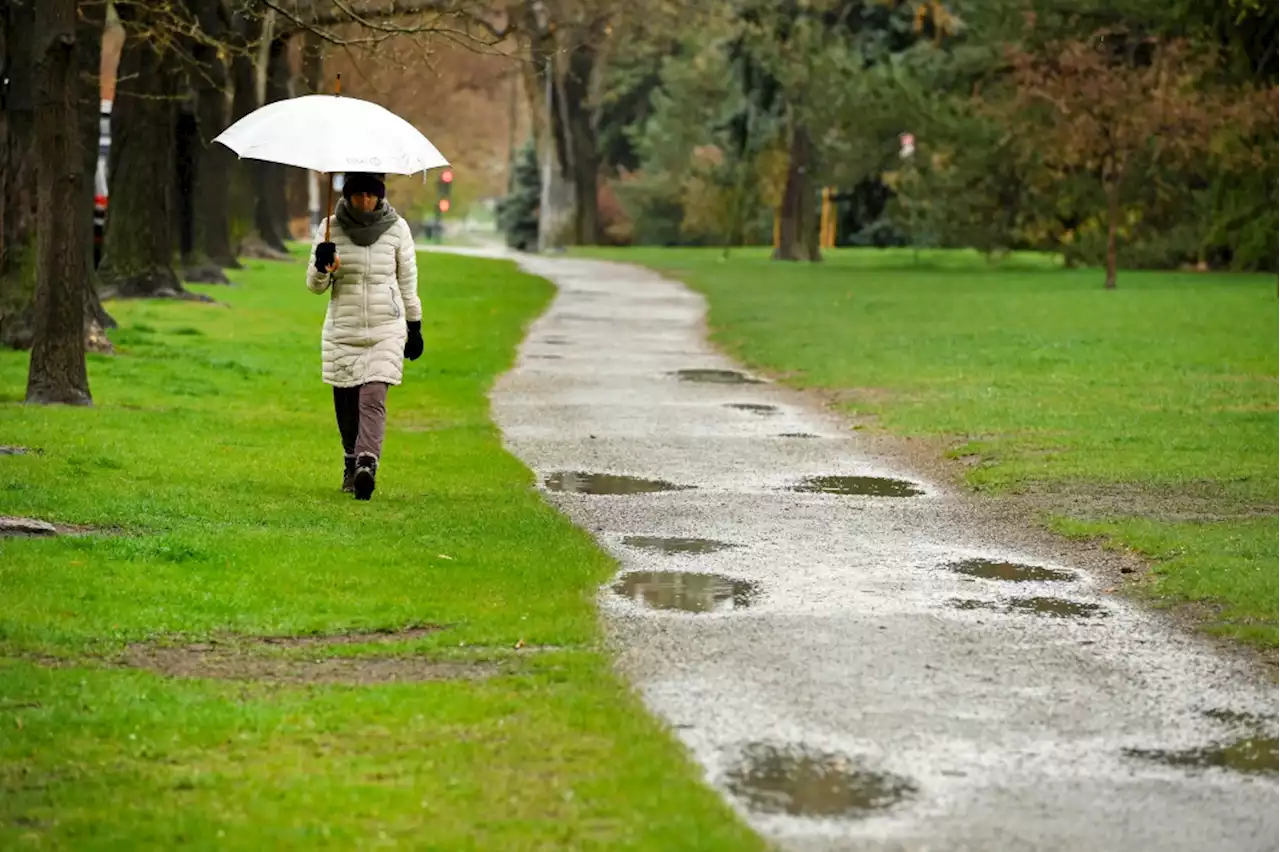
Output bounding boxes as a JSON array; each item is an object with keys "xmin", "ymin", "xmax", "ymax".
[{"xmin": 465, "ymin": 248, "xmax": 1278, "ymax": 850}]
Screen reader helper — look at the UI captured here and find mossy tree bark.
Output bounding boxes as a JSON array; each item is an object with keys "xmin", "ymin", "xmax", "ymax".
[
  {"xmin": 228, "ymin": 12, "xmax": 287, "ymax": 260},
  {"xmin": 97, "ymin": 4, "xmax": 186, "ymax": 298},
  {"xmin": 192, "ymin": 0, "xmax": 238, "ymax": 271},
  {"xmin": 0, "ymin": 0, "xmax": 39, "ymax": 348},
  {"xmin": 773, "ymin": 121, "xmax": 821, "ymax": 262},
  {"xmin": 25, "ymin": 0, "xmax": 90, "ymax": 404},
  {"xmin": 253, "ymin": 33, "xmax": 292, "ymax": 253}
]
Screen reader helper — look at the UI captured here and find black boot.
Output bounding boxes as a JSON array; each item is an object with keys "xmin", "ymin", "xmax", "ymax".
[
  {"xmin": 342, "ymin": 454, "xmax": 356, "ymax": 493},
  {"xmin": 353, "ymin": 453, "xmax": 378, "ymax": 501}
]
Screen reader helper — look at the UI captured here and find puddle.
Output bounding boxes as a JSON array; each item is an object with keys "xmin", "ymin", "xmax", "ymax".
[
  {"xmin": 777, "ymin": 433, "xmax": 820, "ymax": 439},
  {"xmin": 1010, "ymin": 597, "xmax": 1103, "ymax": 618},
  {"xmin": 612, "ymin": 571, "xmax": 758, "ymax": 613},
  {"xmin": 1, "ymin": 446, "xmax": 39, "ymax": 456},
  {"xmin": 1203, "ymin": 709, "xmax": 1275, "ymax": 728},
  {"xmin": 947, "ymin": 599, "xmax": 1000, "ymax": 612},
  {"xmin": 544, "ymin": 471, "xmax": 691, "ymax": 495},
  {"xmin": 791, "ymin": 476, "xmax": 925, "ymax": 497},
  {"xmin": 725, "ymin": 743, "xmax": 917, "ymax": 818},
  {"xmin": 946, "ymin": 597, "xmax": 1105, "ymax": 618},
  {"xmin": 725, "ymin": 403, "xmax": 779, "ymax": 416},
  {"xmin": 949, "ymin": 559, "xmax": 1075, "ymax": 583},
  {"xmin": 541, "ymin": 337, "xmax": 568, "ymax": 345},
  {"xmin": 528, "ymin": 354, "xmax": 563, "ymax": 360},
  {"xmin": 673, "ymin": 369, "xmax": 763, "ymax": 384},
  {"xmin": 1124, "ymin": 736, "xmax": 1279, "ymax": 776},
  {"xmin": 622, "ymin": 536, "xmax": 739, "ymax": 555}
]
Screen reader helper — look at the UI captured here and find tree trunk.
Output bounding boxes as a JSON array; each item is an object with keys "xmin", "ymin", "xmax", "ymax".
[
  {"xmin": 289, "ymin": 32, "xmax": 323, "ymax": 230},
  {"xmin": 1104, "ymin": 181, "xmax": 1119, "ymax": 290},
  {"xmin": 253, "ymin": 33, "xmax": 291, "ymax": 252},
  {"xmin": 97, "ymin": 6, "xmax": 187, "ymax": 299},
  {"xmin": 26, "ymin": 0, "xmax": 90, "ymax": 404},
  {"xmin": 0, "ymin": 0, "xmax": 39, "ymax": 349},
  {"xmin": 299, "ymin": 32, "xmax": 325, "ymax": 231},
  {"xmin": 228, "ymin": 12, "xmax": 287, "ymax": 260},
  {"xmin": 75, "ymin": 0, "xmax": 114, "ymax": 351},
  {"xmin": 774, "ymin": 122, "xmax": 820, "ymax": 262},
  {"xmin": 192, "ymin": 0, "xmax": 238, "ymax": 270},
  {"xmin": 564, "ymin": 38, "xmax": 600, "ymax": 245}
]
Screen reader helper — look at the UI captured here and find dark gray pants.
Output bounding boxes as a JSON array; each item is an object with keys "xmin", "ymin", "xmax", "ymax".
[{"xmin": 333, "ymin": 382, "xmax": 388, "ymax": 460}]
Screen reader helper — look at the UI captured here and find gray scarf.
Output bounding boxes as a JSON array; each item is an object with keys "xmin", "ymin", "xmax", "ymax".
[{"xmin": 335, "ymin": 197, "xmax": 399, "ymax": 247}]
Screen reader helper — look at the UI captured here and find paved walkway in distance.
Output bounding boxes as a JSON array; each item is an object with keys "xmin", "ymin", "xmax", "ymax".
[{"xmin": 461, "ymin": 246, "xmax": 1278, "ymax": 851}]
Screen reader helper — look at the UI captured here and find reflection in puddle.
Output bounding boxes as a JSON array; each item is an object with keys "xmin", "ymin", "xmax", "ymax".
[
  {"xmin": 950, "ymin": 559, "xmax": 1075, "ymax": 583},
  {"xmin": 1011, "ymin": 597, "xmax": 1103, "ymax": 618},
  {"xmin": 948, "ymin": 599, "xmax": 1000, "ymax": 612},
  {"xmin": 946, "ymin": 597, "xmax": 1105, "ymax": 618},
  {"xmin": 1203, "ymin": 709, "xmax": 1274, "ymax": 729},
  {"xmin": 791, "ymin": 476, "xmax": 925, "ymax": 497},
  {"xmin": 612, "ymin": 571, "xmax": 758, "ymax": 613},
  {"xmin": 725, "ymin": 403, "xmax": 779, "ymax": 416},
  {"xmin": 543, "ymin": 471, "xmax": 691, "ymax": 495},
  {"xmin": 622, "ymin": 536, "xmax": 739, "ymax": 555},
  {"xmin": 725, "ymin": 743, "xmax": 917, "ymax": 818},
  {"xmin": 1124, "ymin": 736, "xmax": 1279, "ymax": 776},
  {"xmin": 674, "ymin": 369, "xmax": 763, "ymax": 384}
]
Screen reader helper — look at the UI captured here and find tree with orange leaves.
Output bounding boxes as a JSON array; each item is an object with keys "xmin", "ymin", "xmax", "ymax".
[{"xmin": 1005, "ymin": 29, "xmax": 1272, "ymax": 289}]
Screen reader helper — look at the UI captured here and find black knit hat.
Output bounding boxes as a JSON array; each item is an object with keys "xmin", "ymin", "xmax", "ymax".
[{"xmin": 342, "ymin": 172, "xmax": 386, "ymax": 201}]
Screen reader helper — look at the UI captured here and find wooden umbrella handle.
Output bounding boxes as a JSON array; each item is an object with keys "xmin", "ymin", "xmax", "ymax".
[{"xmin": 321, "ymin": 75, "xmax": 342, "ymax": 243}]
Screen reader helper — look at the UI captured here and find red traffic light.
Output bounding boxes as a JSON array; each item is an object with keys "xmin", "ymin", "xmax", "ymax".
[
  {"xmin": 440, "ymin": 169, "xmax": 453, "ymax": 184},
  {"xmin": 438, "ymin": 198, "xmax": 451, "ymax": 213}
]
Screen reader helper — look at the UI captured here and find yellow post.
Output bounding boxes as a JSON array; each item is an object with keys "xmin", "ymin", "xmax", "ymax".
[
  {"xmin": 820, "ymin": 187, "xmax": 835, "ymax": 249},
  {"xmin": 773, "ymin": 209, "xmax": 780, "ymax": 249},
  {"xmin": 829, "ymin": 188, "xmax": 837, "ymax": 248},
  {"xmin": 818, "ymin": 188, "xmax": 827, "ymax": 250}
]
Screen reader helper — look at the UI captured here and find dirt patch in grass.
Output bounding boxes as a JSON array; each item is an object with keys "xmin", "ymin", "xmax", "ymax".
[
  {"xmin": 1007, "ymin": 480, "xmax": 1277, "ymax": 523},
  {"xmin": 116, "ymin": 626, "xmax": 490, "ymax": 685},
  {"xmin": 122, "ymin": 645, "xmax": 497, "ymax": 685},
  {"xmin": 0, "ymin": 446, "xmax": 42, "ymax": 456},
  {"xmin": 252, "ymin": 626, "xmax": 447, "ymax": 647}
]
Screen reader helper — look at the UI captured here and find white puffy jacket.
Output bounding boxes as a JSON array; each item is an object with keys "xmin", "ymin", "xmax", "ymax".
[{"xmin": 306, "ymin": 216, "xmax": 422, "ymax": 388}]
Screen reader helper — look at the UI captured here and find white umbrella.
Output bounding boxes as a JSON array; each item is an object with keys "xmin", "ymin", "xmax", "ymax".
[
  {"xmin": 213, "ymin": 79, "xmax": 449, "ymax": 241},
  {"xmin": 213, "ymin": 94, "xmax": 449, "ymax": 175}
]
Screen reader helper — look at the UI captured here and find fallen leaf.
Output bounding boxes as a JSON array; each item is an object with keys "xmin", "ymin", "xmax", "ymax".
[
  {"xmin": 514, "ymin": 639, "xmax": 525, "ymax": 650},
  {"xmin": 1104, "ymin": 587, "xmax": 1117, "ymax": 593},
  {"xmin": 14, "ymin": 717, "xmax": 22, "ymax": 730},
  {"xmin": 437, "ymin": 554, "xmax": 453, "ymax": 561}
]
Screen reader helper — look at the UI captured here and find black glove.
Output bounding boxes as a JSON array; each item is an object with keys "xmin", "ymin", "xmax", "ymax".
[
  {"xmin": 314, "ymin": 241, "xmax": 337, "ymax": 274},
  {"xmin": 404, "ymin": 320, "xmax": 424, "ymax": 361}
]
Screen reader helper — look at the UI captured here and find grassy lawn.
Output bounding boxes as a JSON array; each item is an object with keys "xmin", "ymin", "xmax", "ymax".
[
  {"xmin": 576, "ymin": 247, "xmax": 1278, "ymax": 646},
  {"xmin": 0, "ymin": 255, "xmax": 762, "ymax": 850}
]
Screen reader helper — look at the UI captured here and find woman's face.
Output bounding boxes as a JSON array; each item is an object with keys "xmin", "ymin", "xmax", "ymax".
[{"xmin": 349, "ymin": 191, "xmax": 379, "ymax": 214}]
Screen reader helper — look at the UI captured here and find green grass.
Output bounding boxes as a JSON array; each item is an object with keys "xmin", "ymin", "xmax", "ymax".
[
  {"xmin": 0, "ymin": 255, "xmax": 762, "ymax": 850},
  {"xmin": 576, "ymin": 246, "xmax": 1279, "ymax": 646}
]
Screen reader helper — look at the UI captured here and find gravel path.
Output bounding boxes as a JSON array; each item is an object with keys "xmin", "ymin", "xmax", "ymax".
[{"xmin": 463, "ymin": 247, "xmax": 1278, "ymax": 851}]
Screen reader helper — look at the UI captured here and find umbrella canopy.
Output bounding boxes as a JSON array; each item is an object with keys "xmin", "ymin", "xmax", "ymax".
[{"xmin": 213, "ymin": 94, "xmax": 449, "ymax": 175}]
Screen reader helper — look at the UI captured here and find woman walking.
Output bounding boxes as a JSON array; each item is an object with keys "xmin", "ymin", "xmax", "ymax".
[{"xmin": 307, "ymin": 172, "xmax": 424, "ymax": 500}]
